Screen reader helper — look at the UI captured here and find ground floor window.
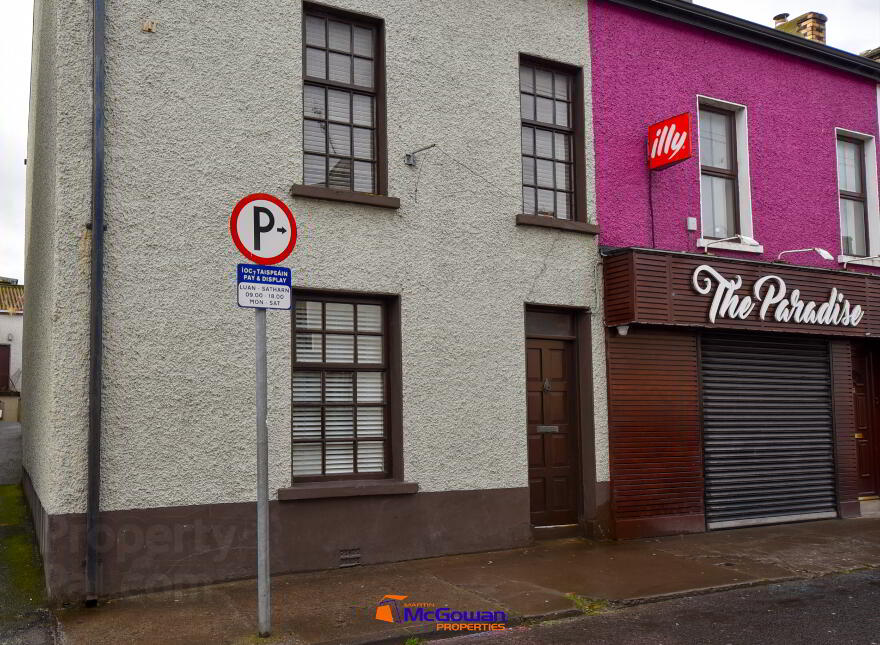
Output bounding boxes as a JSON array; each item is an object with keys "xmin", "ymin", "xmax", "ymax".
[{"xmin": 291, "ymin": 292, "xmax": 394, "ymax": 480}]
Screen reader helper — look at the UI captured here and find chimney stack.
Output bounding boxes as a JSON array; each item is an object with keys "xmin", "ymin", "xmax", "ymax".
[{"xmin": 773, "ymin": 11, "xmax": 828, "ymax": 44}]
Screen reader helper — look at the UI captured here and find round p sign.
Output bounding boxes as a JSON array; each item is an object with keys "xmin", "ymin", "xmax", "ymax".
[{"xmin": 229, "ymin": 193, "xmax": 297, "ymax": 265}]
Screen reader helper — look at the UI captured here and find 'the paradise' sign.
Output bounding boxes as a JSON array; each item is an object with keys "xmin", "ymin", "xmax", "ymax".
[{"xmin": 692, "ymin": 264, "xmax": 865, "ymax": 327}]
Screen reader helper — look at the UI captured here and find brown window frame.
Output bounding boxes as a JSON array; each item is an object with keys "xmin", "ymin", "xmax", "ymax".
[
  {"xmin": 838, "ymin": 135, "xmax": 869, "ymax": 257},
  {"xmin": 519, "ymin": 55, "xmax": 587, "ymax": 224},
  {"xmin": 291, "ymin": 290, "xmax": 402, "ymax": 483},
  {"xmin": 699, "ymin": 104, "xmax": 740, "ymax": 238},
  {"xmin": 294, "ymin": 4, "xmax": 389, "ymax": 203}
]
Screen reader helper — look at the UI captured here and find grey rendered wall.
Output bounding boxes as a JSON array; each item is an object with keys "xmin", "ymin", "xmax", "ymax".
[{"xmin": 34, "ymin": 0, "xmax": 609, "ymax": 514}]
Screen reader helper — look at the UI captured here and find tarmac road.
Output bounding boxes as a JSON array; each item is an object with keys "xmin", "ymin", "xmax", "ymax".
[{"xmin": 444, "ymin": 570, "xmax": 880, "ymax": 645}]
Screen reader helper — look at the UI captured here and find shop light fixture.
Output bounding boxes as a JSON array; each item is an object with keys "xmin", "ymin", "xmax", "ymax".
[
  {"xmin": 703, "ymin": 234, "xmax": 760, "ymax": 254},
  {"xmin": 776, "ymin": 247, "xmax": 834, "ymax": 262}
]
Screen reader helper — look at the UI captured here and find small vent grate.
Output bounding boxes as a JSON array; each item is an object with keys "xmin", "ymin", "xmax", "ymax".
[{"xmin": 339, "ymin": 548, "xmax": 361, "ymax": 568}]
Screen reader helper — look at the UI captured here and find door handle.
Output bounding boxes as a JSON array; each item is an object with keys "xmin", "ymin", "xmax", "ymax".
[
  {"xmin": 543, "ymin": 378, "xmax": 551, "ymax": 392},
  {"xmin": 855, "ymin": 432, "xmax": 864, "ymax": 439}
]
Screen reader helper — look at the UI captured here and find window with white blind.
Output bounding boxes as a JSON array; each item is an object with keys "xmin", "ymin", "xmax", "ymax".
[{"xmin": 292, "ymin": 294, "xmax": 392, "ymax": 480}]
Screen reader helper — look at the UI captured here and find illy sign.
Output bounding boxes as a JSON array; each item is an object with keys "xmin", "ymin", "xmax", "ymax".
[
  {"xmin": 692, "ymin": 264, "xmax": 865, "ymax": 328},
  {"xmin": 648, "ymin": 113, "xmax": 691, "ymax": 170}
]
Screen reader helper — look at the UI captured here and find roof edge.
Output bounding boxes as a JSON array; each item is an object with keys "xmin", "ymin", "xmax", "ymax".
[{"xmin": 604, "ymin": 0, "xmax": 880, "ymax": 82}]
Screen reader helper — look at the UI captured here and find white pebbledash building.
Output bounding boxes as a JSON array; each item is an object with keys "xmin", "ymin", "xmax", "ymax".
[{"xmin": 23, "ymin": 0, "xmax": 608, "ymax": 602}]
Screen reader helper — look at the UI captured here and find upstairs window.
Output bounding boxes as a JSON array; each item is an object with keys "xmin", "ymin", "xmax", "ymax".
[
  {"xmin": 302, "ymin": 7, "xmax": 385, "ymax": 194},
  {"xmin": 519, "ymin": 58, "xmax": 585, "ymax": 222},
  {"xmin": 699, "ymin": 106, "xmax": 739, "ymax": 239},
  {"xmin": 838, "ymin": 136, "xmax": 868, "ymax": 257}
]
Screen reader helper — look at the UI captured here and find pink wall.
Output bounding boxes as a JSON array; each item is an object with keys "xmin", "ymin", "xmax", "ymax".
[{"xmin": 589, "ymin": 0, "xmax": 880, "ymax": 270}]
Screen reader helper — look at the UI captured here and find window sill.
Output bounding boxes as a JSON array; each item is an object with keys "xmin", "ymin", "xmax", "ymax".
[
  {"xmin": 697, "ymin": 238, "xmax": 764, "ymax": 254},
  {"xmin": 290, "ymin": 184, "xmax": 401, "ymax": 209},
  {"xmin": 278, "ymin": 479, "xmax": 418, "ymax": 501},
  {"xmin": 838, "ymin": 255, "xmax": 880, "ymax": 268},
  {"xmin": 516, "ymin": 214, "xmax": 599, "ymax": 234}
]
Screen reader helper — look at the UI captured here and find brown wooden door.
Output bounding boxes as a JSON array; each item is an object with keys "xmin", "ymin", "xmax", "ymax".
[
  {"xmin": 526, "ymin": 338, "xmax": 578, "ymax": 526},
  {"xmin": 853, "ymin": 343, "xmax": 880, "ymax": 498},
  {"xmin": 0, "ymin": 345, "xmax": 9, "ymax": 392}
]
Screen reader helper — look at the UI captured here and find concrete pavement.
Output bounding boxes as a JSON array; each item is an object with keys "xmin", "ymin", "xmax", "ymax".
[
  {"xmin": 54, "ymin": 517, "xmax": 880, "ymax": 645},
  {"xmin": 444, "ymin": 569, "xmax": 880, "ymax": 645}
]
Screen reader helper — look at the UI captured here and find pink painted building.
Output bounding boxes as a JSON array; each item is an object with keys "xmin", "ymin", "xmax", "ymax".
[{"xmin": 590, "ymin": 0, "xmax": 880, "ymax": 540}]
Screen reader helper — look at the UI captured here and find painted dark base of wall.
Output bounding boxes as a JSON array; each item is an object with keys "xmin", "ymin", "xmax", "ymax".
[
  {"xmin": 614, "ymin": 513, "xmax": 706, "ymax": 540},
  {"xmin": 21, "ymin": 471, "xmax": 531, "ymax": 604}
]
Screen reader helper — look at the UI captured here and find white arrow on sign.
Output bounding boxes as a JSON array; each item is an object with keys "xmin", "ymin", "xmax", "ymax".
[{"xmin": 229, "ymin": 193, "xmax": 297, "ymax": 266}]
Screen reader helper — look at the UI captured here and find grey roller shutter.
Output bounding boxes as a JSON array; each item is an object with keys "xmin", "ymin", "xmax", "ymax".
[{"xmin": 701, "ymin": 333, "xmax": 837, "ymax": 529}]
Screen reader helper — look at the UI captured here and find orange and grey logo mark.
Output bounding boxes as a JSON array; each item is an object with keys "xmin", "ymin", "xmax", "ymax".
[{"xmin": 375, "ymin": 595, "xmax": 408, "ymax": 623}]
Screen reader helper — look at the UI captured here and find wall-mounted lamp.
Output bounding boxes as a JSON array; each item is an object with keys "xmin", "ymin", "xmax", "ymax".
[
  {"xmin": 843, "ymin": 254, "xmax": 880, "ymax": 269},
  {"xmin": 5, "ymin": 333, "xmax": 12, "ymax": 342},
  {"xmin": 776, "ymin": 247, "xmax": 834, "ymax": 262},
  {"xmin": 616, "ymin": 325, "xmax": 630, "ymax": 337},
  {"xmin": 703, "ymin": 234, "xmax": 760, "ymax": 254},
  {"xmin": 404, "ymin": 143, "xmax": 437, "ymax": 167}
]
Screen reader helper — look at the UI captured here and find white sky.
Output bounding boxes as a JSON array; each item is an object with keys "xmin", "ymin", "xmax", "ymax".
[{"xmin": 0, "ymin": 1, "xmax": 878, "ymax": 284}]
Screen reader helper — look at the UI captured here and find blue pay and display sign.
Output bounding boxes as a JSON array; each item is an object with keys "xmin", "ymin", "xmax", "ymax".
[{"xmin": 237, "ymin": 264, "xmax": 292, "ymax": 310}]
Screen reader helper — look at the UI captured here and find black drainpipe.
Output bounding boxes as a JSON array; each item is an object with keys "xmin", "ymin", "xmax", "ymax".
[{"xmin": 85, "ymin": 0, "xmax": 106, "ymax": 607}]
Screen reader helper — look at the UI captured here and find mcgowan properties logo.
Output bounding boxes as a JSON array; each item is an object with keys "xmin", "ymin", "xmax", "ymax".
[{"xmin": 375, "ymin": 595, "xmax": 507, "ymax": 633}]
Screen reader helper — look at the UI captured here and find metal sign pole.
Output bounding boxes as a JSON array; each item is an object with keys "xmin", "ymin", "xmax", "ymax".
[{"xmin": 255, "ymin": 307, "xmax": 270, "ymax": 637}]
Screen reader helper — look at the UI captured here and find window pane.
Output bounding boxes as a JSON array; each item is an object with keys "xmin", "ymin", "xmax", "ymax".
[
  {"xmin": 522, "ymin": 187, "xmax": 536, "ymax": 214},
  {"xmin": 555, "ymin": 162, "xmax": 570, "ymax": 190},
  {"xmin": 554, "ymin": 73, "xmax": 570, "ymax": 100},
  {"xmin": 554, "ymin": 101, "xmax": 569, "ymax": 128},
  {"xmin": 536, "ymin": 159, "xmax": 554, "ymax": 188},
  {"xmin": 535, "ymin": 129, "xmax": 552, "ymax": 158},
  {"xmin": 296, "ymin": 300, "xmax": 322, "ymax": 329},
  {"xmin": 353, "ymin": 161, "xmax": 374, "ymax": 192},
  {"xmin": 353, "ymin": 127, "xmax": 373, "ymax": 159},
  {"xmin": 326, "ymin": 372, "xmax": 353, "ymax": 402},
  {"xmin": 535, "ymin": 69, "xmax": 553, "ymax": 97},
  {"xmin": 325, "ymin": 302, "xmax": 354, "ymax": 330},
  {"xmin": 304, "ymin": 154, "xmax": 326, "ymax": 186},
  {"xmin": 357, "ymin": 335, "xmax": 382, "ymax": 364},
  {"xmin": 357, "ymin": 407, "xmax": 384, "ymax": 437},
  {"xmin": 305, "ymin": 47, "xmax": 326, "ymax": 79},
  {"xmin": 328, "ymin": 123, "xmax": 351, "ymax": 156},
  {"xmin": 838, "ymin": 139, "xmax": 863, "ymax": 193},
  {"xmin": 554, "ymin": 133, "xmax": 570, "ymax": 161},
  {"xmin": 326, "ymin": 443, "xmax": 353, "ymax": 474},
  {"xmin": 357, "ymin": 304, "xmax": 382, "ymax": 332},
  {"xmin": 325, "ymin": 407, "xmax": 354, "ymax": 438},
  {"xmin": 328, "ymin": 52, "xmax": 351, "ymax": 83},
  {"xmin": 327, "ymin": 89, "xmax": 350, "ymax": 123},
  {"xmin": 326, "ymin": 334, "xmax": 354, "ymax": 362},
  {"xmin": 304, "ymin": 84, "xmax": 325, "ymax": 119},
  {"xmin": 522, "ymin": 157, "xmax": 535, "ymax": 185},
  {"xmin": 352, "ymin": 94, "xmax": 373, "ymax": 126},
  {"xmin": 305, "ymin": 16, "xmax": 326, "ymax": 47},
  {"xmin": 304, "ymin": 119, "xmax": 326, "ymax": 153},
  {"xmin": 328, "ymin": 21, "xmax": 351, "ymax": 52},
  {"xmin": 519, "ymin": 65, "xmax": 534, "ymax": 93},
  {"xmin": 699, "ymin": 109, "xmax": 732, "ymax": 170},
  {"xmin": 292, "ymin": 408, "xmax": 321, "ymax": 439},
  {"xmin": 357, "ymin": 372, "xmax": 384, "ymax": 402},
  {"xmin": 520, "ymin": 94, "xmax": 534, "ymax": 120},
  {"xmin": 537, "ymin": 189, "xmax": 554, "ymax": 215},
  {"xmin": 556, "ymin": 192, "xmax": 571, "ymax": 220},
  {"xmin": 536, "ymin": 97, "xmax": 554, "ymax": 124},
  {"xmin": 353, "ymin": 26, "xmax": 373, "ymax": 57},
  {"xmin": 841, "ymin": 198, "xmax": 867, "ymax": 256},
  {"xmin": 357, "ymin": 441, "xmax": 384, "ymax": 473},
  {"xmin": 522, "ymin": 127, "xmax": 534, "ymax": 155},
  {"xmin": 328, "ymin": 157, "xmax": 352, "ymax": 190},
  {"xmin": 353, "ymin": 58, "xmax": 373, "ymax": 88},
  {"xmin": 292, "ymin": 443, "xmax": 322, "ymax": 475},
  {"xmin": 296, "ymin": 333, "xmax": 322, "ymax": 362},
  {"xmin": 292, "ymin": 371, "xmax": 321, "ymax": 402},
  {"xmin": 701, "ymin": 174, "xmax": 736, "ymax": 238}
]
